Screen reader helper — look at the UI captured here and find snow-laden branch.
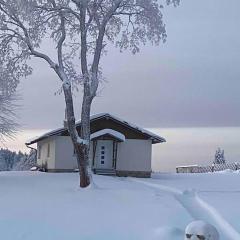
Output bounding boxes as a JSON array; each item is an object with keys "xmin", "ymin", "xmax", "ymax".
[{"xmin": 0, "ymin": 88, "xmax": 18, "ymax": 140}]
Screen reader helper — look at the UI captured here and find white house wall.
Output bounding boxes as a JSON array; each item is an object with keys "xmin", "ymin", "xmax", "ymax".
[
  {"xmin": 116, "ymin": 139, "xmax": 152, "ymax": 172},
  {"xmin": 54, "ymin": 136, "xmax": 78, "ymax": 170},
  {"xmin": 37, "ymin": 137, "xmax": 56, "ymax": 169},
  {"xmin": 37, "ymin": 136, "xmax": 152, "ymax": 173}
]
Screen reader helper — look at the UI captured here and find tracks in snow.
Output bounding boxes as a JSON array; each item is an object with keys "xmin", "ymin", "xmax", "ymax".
[{"xmin": 132, "ymin": 179, "xmax": 240, "ymax": 240}]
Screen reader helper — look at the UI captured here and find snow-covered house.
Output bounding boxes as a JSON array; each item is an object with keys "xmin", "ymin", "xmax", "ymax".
[{"xmin": 26, "ymin": 113, "xmax": 165, "ymax": 177}]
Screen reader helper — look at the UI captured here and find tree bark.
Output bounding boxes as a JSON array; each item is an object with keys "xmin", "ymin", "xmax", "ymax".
[
  {"xmin": 62, "ymin": 83, "xmax": 90, "ymax": 188},
  {"xmin": 79, "ymin": 93, "xmax": 92, "ymax": 187}
]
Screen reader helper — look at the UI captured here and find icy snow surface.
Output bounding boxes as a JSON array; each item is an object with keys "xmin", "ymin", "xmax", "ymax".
[{"xmin": 0, "ymin": 171, "xmax": 240, "ymax": 240}]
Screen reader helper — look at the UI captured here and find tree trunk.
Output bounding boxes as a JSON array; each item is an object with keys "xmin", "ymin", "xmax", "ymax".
[
  {"xmin": 62, "ymin": 83, "xmax": 90, "ymax": 188},
  {"xmin": 79, "ymin": 93, "xmax": 92, "ymax": 187}
]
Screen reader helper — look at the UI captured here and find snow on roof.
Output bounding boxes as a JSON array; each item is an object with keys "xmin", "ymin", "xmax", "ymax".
[
  {"xmin": 25, "ymin": 126, "xmax": 66, "ymax": 145},
  {"xmin": 26, "ymin": 113, "xmax": 166, "ymax": 145},
  {"xmin": 25, "ymin": 136, "xmax": 40, "ymax": 146},
  {"xmin": 90, "ymin": 129, "xmax": 125, "ymax": 142}
]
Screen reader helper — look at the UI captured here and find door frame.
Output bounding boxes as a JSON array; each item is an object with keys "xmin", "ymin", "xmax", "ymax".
[{"xmin": 92, "ymin": 139, "xmax": 118, "ymax": 170}]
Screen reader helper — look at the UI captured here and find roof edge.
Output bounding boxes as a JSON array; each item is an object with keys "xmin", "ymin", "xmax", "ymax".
[{"xmin": 26, "ymin": 113, "xmax": 166, "ymax": 145}]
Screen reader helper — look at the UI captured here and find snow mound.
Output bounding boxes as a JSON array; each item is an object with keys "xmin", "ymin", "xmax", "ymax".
[
  {"xmin": 216, "ymin": 169, "xmax": 240, "ymax": 174},
  {"xmin": 30, "ymin": 166, "xmax": 38, "ymax": 171},
  {"xmin": 217, "ymin": 169, "xmax": 234, "ymax": 174}
]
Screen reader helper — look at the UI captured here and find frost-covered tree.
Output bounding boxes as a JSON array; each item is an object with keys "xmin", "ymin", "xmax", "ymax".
[
  {"xmin": 13, "ymin": 149, "xmax": 37, "ymax": 170},
  {"xmin": 0, "ymin": 148, "xmax": 27, "ymax": 170},
  {"xmin": 0, "ymin": 0, "xmax": 179, "ymax": 187},
  {"xmin": 0, "ymin": 148, "xmax": 13, "ymax": 170},
  {"xmin": 0, "ymin": 148, "xmax": 34, "ymax": 171},
  {"xmin": 214, "ymin": 148, "xmax": 226, "ymax": 165},
  {"xmin": 0, "ymin": 68, "xmax": 19, "ymax": 140}
]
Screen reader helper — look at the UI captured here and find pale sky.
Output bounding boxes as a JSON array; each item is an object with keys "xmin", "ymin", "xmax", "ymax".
[{"xmin": 16, "ymin": 0, "xmax": 240, "ymax": 131}]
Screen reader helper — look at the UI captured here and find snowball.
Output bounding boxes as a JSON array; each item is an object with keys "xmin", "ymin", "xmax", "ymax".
[{"xmin": 185, "ymin": 220, "xmax": 219, "ymax": 240}]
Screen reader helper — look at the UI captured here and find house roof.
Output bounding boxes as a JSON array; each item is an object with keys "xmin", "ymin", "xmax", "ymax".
[{"xmin": 25, "ymin": 113, "xmax": 166, "ymax": 145}]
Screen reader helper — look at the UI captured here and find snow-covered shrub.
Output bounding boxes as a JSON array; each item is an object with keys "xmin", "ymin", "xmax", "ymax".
[{"xmin": 185, "ymin": 220, "xmax": 219, "ymax": 240}]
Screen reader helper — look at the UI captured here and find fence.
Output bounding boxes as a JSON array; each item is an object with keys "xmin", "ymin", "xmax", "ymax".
[{"xmin": 176, "ymin": 162, "xmax": 240, "ymax": 173}]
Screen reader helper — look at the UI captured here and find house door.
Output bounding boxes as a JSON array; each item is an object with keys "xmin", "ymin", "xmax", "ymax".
[{"xmin": 95, "ymin": 140, "xmax": 113, "ymax": 169}]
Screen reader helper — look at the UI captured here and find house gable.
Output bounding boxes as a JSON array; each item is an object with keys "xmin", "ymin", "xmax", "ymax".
[{"xmin": 90, "ymin": 117, "xmax": 149, "ymax": 140}]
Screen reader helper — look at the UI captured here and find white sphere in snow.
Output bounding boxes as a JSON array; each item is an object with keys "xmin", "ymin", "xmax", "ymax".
[{"xmin": 184, "ymin": 220, "xmax": 219, "ymax": 240}]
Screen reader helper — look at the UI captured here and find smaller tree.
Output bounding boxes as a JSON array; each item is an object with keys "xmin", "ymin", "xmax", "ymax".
[
  {"xmin": 13, "ymin": 149, "xmax": 37, "ymax": 171},
  {"xmin": 0, "ymin": 148, "xmax": 34, "ymax": 171},
  {"xmin": 214, "ymin": 148, "xmax": 226, "ymax": 165},
  {"xmin": 0, "ymin": 148, "xmax": 16, "ymax": 170}
]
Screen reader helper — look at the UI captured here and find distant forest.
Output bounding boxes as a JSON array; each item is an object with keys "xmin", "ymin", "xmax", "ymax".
[{"xmin": 0, "ymin": 148, "xmax": 36, "ymax": 171}]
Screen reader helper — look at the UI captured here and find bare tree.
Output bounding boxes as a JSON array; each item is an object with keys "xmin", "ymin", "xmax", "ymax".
[{"xmin": 0, "ymin": 0, "xmax": 179, "ymax": 187}]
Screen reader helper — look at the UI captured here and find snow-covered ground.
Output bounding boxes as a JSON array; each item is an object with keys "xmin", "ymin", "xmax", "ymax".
[{"xmin": 0, "ymin": 171, "xmax": 239, "ymax": 240}]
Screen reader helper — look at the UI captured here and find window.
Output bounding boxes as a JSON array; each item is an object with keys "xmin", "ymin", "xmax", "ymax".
[
  {"xmin": 100, "ymin": 145, "xmax": 105, "ymax": 165},
  {"xmin": 38, "ymin": 146, "xmax": 42, "ymax": 159},
  {"xmin": 47, "ymin": 143, "xmax": 50, "ymax": 158}
]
